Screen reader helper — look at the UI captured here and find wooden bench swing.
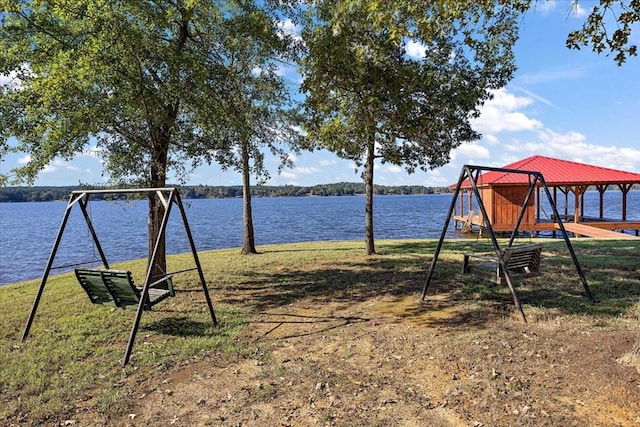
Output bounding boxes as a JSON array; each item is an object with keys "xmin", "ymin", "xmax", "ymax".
[
  {"xmin": 21, "ymin": 188, "xmax": 217, "ymax": 365},
  {"xmin": 75, "ymin": 268, "xmax": 175, "ymax": 310},
  {"xmin": 462, "ymin": 243, "xmax": 542, "ymax": 285},
  {"xmin": 422, "ymin": 165, "xmax": 595, "ymax": 323}
]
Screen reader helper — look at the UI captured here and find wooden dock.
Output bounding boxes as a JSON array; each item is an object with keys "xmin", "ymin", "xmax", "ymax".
[
  {"xmin": 453, "ymin": 214, "xmax": 640, "ymax": 238},
  {"xmin": 555, "ymin": 222, "xmax": 639, "ymax": 239}
]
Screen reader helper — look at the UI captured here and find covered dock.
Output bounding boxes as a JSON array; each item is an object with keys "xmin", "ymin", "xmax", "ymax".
[{"xmin": 453, "ymin": 155, "xmax": 640, "ymax": 239}]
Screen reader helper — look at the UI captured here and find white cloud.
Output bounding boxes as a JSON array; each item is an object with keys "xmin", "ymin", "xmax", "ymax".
[
  {"xmin": 440, "ymin": 87, "xmax": 640, "ymax": 182},
  {"xmin": 281, "ymin": 165, "xmax": 320, "ymax": 180},
  {"xmin": 279, "ymin": 170, "xmax": 298, "ymax": 179},
  {"xmin": 0, "ymin": 73, "xmax": 13, "ymax": 87},
  {"xmin": 451, "ymin": 142, "xmax": 491, "ymax": 162},
  {"xmin": 42, "ymin": 164, "xmax": 58, "ymax": 173},
  {"xmin": 518, "ymin": 65, "xmax": 586, "ymax": 85},
  {"xmin": 0, "ymin": 69, "xmax": 25, "ymax": 90},
  {"xmin": 472, "ymin": 89, "xmax": 543, "ymax": 134},
  {"xmin": 41, "ymin": 159, "xmax": 69, "ymax": 173},
  {"xmin": 531, "ymin": 129, "xmax": 640, "ymax": 172},
  {"xmin": 383, "ymin": 164, "xmax": 403, "ymax": 174},
  {"xmin": 319, "ymin": 159, "xmax": 337, "ymax": 166},
  {"xmin": 512, "ymin": 85, "xmax": 557, "ymax": 109},
  {"xmin": 484, "ymin": 134, "xmax": 500, "ymax": 145},
  {"xmin": 489, "ymin": 88, "xmax": 534, "ymax": 110},
  {"xmin": 569, "ymin": 2, "xmax": 588, "ymax": 18},
  {"xmin": 537, "ymin": 0, "xmax": 557, "ymax": 14},
  {"xmin": 405, "ymin": 39, "xmax": 426, "ymax": 60},
  {"xmin": 530, "ymin": 0, "xmax": 585, "ymax": 17},
  {"xmin": 453, "ymin": 124, "xmax": 640, "ymax": 179},
  {"xmin": 295, "ymin": 166, "xmax": 320, "ymax": 174},
  {"xmin": 276, "ymin": 63, "xmax": 298, "ymax": 78},
  {"xmin": 78, "ymin": 145, "xmax": 103, "ymax": 158},
  {"xmin": 18, "ymin": 155, "xmax": 31, "ymax": 164},
  {"xmin": 423, "ymin": 169, "xmax": 450, "ymax": 186},
  {"xmin": 277, "ymin": 19, "xmax": 302, "ymax": 41}
]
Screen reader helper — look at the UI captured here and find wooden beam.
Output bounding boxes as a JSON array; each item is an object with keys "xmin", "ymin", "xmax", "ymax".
[{"xmin": 557, "ymin": 222, "xmax": 639, "ymax": 239}]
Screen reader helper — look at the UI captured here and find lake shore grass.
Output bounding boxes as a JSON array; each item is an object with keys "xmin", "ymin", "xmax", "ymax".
[{"xmin": 1, "ymin": 238, "xmax": 639, "ymax": 425}]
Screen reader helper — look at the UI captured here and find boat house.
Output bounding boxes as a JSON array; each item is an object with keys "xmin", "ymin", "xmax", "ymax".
[{"xmin": 453, "ymin": 155, "xmax": 640, "ymax": 238}]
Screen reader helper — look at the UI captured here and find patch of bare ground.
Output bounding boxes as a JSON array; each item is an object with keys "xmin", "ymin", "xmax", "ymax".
[{"xmin": 100, "ymin": 290, "xmax": 640, "ymax": 427}]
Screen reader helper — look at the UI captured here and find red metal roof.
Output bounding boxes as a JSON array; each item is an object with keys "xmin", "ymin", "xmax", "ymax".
[{"xmin": 457, "ymin": 155, "xmax": 640, "ymax": 187}]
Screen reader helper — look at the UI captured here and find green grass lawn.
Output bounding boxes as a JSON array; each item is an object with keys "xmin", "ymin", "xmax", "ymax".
[{"xmin": 1, "ymin": 238, "xmax": 638, "ymax": 424}]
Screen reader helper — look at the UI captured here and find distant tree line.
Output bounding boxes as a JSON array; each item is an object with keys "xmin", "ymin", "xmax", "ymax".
[{"xmin": 0, "ymin": 183, "xmax": 453, "ymax": 203}]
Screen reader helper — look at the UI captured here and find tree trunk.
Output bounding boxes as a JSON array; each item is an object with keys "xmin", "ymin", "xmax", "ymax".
[
  {"xmin": 147, "ymin": 132, "xmax": 169, "ymax": 281},
  {"xmin": 364, "ymin": 137, "xmax": 376, "ymax": 255},
  {"xmin": 241, "ymin": 138, "xmax": 258, "ymax": 255}
]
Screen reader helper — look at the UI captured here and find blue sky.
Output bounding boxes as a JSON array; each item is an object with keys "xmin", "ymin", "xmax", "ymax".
[{"xmin": 2, "ymin": 1, "xmax": 639, "ymax": 188}]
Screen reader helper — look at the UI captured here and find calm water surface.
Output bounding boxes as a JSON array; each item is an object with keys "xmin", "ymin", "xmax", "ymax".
[
  {"xmin": 0, "ymin": 194, "xmax": 457, "ymax": 285},
  {"xmin": 1, "ymin": 191, "xmax": 638, "ymax": 285}
]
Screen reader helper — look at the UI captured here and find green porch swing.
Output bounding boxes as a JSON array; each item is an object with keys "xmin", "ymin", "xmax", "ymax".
[{"xmin": 21, "ymin": 188, "xmax": 217, "ymax": 365}]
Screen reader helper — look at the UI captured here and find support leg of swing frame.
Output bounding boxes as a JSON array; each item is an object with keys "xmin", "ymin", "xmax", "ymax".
[
  {"xmin": 123, "ymin": 191, "xmax": 174, "ymax": 365},
  {"xmin": 21, "ymin": 195, "xmax": 76, "ymax": 341},
  {"xmin": 122, "ymin": 190, "xmax": 218, "ymax": 366},
  {"xmin": 175, "ymin": 191, "xmax": 217, "ymax": 326},
  {"xmin": 421, "ymin": 167, "xmax": 466, "ymax": 300},
  {"xmin": 538, "ymin": 177, "xmax": 596, "ymax": 302},
  {"xmin": 502, "ymin": 269, "xmax": 527, "ymax": 323},
  {"xmin": 465, "ymin": 167, "xmax": 528, "ymax": 323}
]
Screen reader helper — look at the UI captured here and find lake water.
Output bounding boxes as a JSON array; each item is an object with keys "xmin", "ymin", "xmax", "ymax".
[{"xmin": 1, "ymin": 191, "xmax": 638, "ymax": 285}]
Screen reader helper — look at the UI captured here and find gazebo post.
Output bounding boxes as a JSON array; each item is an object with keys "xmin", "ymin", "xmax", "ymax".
[
  {"xmin": 618, "ymin": 183, "xmax": 631, "ymax": 221},
  {"xmin": 596, "ymin": 185, "xmax": 607, "ymax": 219},
  {"xmin": 573, "ymin": 186, "xmax": 580, "ymax": 224}
]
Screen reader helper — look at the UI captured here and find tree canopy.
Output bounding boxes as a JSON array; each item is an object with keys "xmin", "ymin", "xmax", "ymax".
[
  {"xmin": 0, "ymin": 0, "xmax": 297, "ymax": 186},
  {"xmin": 299, "ymin": 0, "xmax": 520, "ymax": 254},
  {"xmin": 0, "ymin": 0, "xmax": 299, "ymax": 271}
]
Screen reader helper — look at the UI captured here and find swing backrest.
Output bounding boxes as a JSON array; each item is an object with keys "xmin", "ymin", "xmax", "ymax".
[
  {"xmin": 502, "ymin": 244, "xmax": 542, "ymax": 274},
  {"xmin": 75, "ymin": 268, "xmax": 174, "ymax": 310},
  {"xmin": 102, "ymin": 270, "xmax": 142, "ymax": 309},
  {"xmin": 75, "ymin": 268, "xmax": 115, "ymax": 305}
]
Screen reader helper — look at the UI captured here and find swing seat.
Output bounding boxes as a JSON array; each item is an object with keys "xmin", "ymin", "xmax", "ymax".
[
  {"xmin": 462, "ymin": 244, "xmax": 542, "ymax": 285},
  {"xmin": 75, "ymin": 268, "xmax": 175, "ymax": 310}
]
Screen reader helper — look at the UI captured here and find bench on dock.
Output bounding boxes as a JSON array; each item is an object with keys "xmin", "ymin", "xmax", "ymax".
[
  {"xmin": 75, "ymin": 268, "xmax": 175, "ymax": 310},
  {"xmin": 462, "ymin": 244, "xmax": 542, "ymax": 285}
]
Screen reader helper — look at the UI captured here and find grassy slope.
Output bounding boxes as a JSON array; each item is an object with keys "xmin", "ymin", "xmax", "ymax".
[{"xmin": 0, "ymin": 239, "xmax": 638, "ymax": 424}]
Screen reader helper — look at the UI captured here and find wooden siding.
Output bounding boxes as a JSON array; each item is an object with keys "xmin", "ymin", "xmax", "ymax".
[{"xmin": 491, "ymin": 185, "xmax": 535, "ymax": 230}]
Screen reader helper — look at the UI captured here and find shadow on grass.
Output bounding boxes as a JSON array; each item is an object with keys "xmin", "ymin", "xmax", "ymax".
[
  {"xmin": 142, "ymin": 316, "xmax": 215, "ymax": 337},
  {"xmin": 247, "ymin": 312, "xmax": 371, "ymax": 341},
  {"xmin": 216, "ymin": 239, "xmax": 640, "ymax": 328}
]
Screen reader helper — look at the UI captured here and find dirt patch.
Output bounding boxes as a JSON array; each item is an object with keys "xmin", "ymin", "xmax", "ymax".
[{"xmin": 96, "ymin": 290, "xmax": 640, "ymax": 427}]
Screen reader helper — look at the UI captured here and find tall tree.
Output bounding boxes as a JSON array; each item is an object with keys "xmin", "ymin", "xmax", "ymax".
[
  {"xmin": 198, "ymin": 5, "xmax": 301, "ymax": 255},
  {"xmin": 299, "ymin": 0, "xmax": 520, "ymax": 254},
  {"xmin": 0, "ymin": 0, "xmax": 295, "ymax": 273}
]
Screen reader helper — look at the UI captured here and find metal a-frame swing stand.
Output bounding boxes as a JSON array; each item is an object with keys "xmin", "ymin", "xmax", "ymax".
[
  {"xmin": 21, "ymin": 188, "xmax": 218, "ymax": 365},
  {"xmin": 421, "ymin": 165, "xmax": 596, "ymax": 323}
]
